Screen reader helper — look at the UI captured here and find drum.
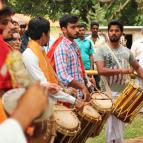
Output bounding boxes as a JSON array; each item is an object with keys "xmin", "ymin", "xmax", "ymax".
[
  {"xmin": 112, "ymin": 81, "xmax": 143, "ymax": 123},
  {"xmin": 53, "ymin": 104, "xmax": 81, "ymax": 143},
  {"xmin": 2, "ymin": 88, "xmax": 55, "ymax": 143},
  {"xmin": 91, "ymin": 92, "xmax": 112, "ymax": 136},
  {"xmin": 71, "ymin": 104, "xmax": 101, "ymax": 143},
  {"xmin": 91, "ymin": 92, "xmax": 112, "ymax": 112}
]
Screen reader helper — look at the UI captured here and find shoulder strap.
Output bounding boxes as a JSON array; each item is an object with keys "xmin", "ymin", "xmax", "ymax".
[{"xmin": 105, "ymin": 43, "xmax": 122, "ymax": 68}]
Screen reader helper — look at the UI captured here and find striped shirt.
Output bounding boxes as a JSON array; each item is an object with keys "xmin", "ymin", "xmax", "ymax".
[{"xmin": 54, "ymin": 36, "xmax": 84, "ymax": 96}]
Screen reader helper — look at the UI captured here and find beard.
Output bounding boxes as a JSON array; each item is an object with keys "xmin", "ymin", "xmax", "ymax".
[
  {"xmin": 67, "ymin": 32, "xmax": 78, "ymax": 39},
  {"xmin": 109, "ymin": 35, "xmax": 120, "ymax": 42},
  {"xmin": 92, "ymin": 32, "xmax": 98, "ymax": 38}
]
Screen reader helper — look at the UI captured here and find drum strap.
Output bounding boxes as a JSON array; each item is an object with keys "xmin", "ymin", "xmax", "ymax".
[
  {"xmin": 100, "ymin": 44, "xmax": 122, "ymax": 99},
  {"xmin": 105, "ymin": 43, "xmax": 122, "ymax": 68},
  {"xmin": 100, "ymin": 76, "xmax": 112, "ymax": 98}
]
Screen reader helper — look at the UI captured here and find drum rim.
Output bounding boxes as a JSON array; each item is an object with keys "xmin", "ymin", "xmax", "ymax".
[
  {"xmin": 91, "ymin": 91, "xmax": 113, "ymax": 112},
  {"xmin": 78, "ymin": 105, "xmax": 101, "ymax": 122},
  {"xmin": 53, "ymin": 104, "xmax": 81, "ymax": 136}
]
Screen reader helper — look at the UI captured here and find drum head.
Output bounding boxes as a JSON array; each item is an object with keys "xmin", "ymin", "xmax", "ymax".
[
  {"xmin": 92, "ymin": 92, "xmax": 112, "ymax": 112},
  {"xmin": 2, "ymin": 88, "xmax": 53, "ymax": 122},
  {"xmin": 80, "ymin": 105, "xmax": 101, "ymax": 121},
  {"xmin": 2, "ymin": 88, "xmax": 26, "ymax": 115},
  {"xmin": 53, "ymin": 104, "xmax": 80, "ymax": 134}
]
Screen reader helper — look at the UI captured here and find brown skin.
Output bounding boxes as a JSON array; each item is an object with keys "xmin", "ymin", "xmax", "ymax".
[
  {"xmin": 61, "ymin": 23, "xmax": 90, "ymax": 101},
  {"xmin": 12, "ymin": 81, "xmax": 48, "ymax": 130},
  {"xmin": 91, "ymin": 25, "xmax": 99, "ymax": 38},
  {"xmin": 96, "ymin": 25, "xmax": 143, "ymax": 79},
  {"xmin": 0, "ymin": 16, "xmax": 14, "ymax": 38}
]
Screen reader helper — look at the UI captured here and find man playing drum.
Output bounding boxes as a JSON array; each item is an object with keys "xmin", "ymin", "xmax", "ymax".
[
  {"xmin": 94, "ymin": 20, "xmax": 143, "ymax": 143},
  {"xmin": 22, "ymin": 17, "xmax": 83, "ymax": 108},
  {"xmin": 53, "ymin": 14, "xmax": 90, "ymax": 101}
]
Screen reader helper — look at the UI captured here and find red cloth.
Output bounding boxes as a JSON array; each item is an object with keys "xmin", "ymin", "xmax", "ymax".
[
  {"xmin": 47, "ymin": 36, "xmax": 63, "ymax": 71},
  {"xmin": 77, "ymin": 48, "xmax": 85, "ymax": 77},
  {"xmin": 0, "ymin": 34, "xmax": 12, "ymax": 90},
  {"xmin": 47, "ymin": 36, "xmax": 85, "ymax": 77}
]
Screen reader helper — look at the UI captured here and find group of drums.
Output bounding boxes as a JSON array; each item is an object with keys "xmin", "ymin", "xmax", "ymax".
[{"xmin": 2, "ymin": 80, "xmax": 143, "ymax": 143}]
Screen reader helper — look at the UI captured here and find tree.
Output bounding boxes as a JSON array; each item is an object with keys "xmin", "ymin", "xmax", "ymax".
[{"xmin": 6, "ymin": 0, "xmax": 143, "ymax": 26}]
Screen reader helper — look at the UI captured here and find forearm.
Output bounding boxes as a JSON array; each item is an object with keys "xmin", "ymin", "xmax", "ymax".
[
  {"xmin": 90, "ymin": 55, "xmax": 94, "ymax": 70},
  {"xmin": 98, "ymin": 68, "xmax": 121, "ymax": 76},
  {"xmin": 12, "ymin": 107, "xmax": 32, "ymax": 130},
  {"xmin": 51, "ymin": 90, "xmax": 76, "ymax": 104},
  {"xmin": 68, "ymin": 79, "xmax": 84, "ymax": 90}
]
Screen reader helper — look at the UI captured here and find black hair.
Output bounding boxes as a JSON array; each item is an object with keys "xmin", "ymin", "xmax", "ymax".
[
  {"xmin": 0, "ymin": 6, "xmax": 14, "ymax": 17},
  {"xmin": 59, "ymin": 14, "xmax": 79, "ymax": 28},
  {"xmin": 90, "ymin": 21, "xmax": 99, "ymax": 29},
  {"xmin": 78, "ymin": 23, "xmax": 86, "ymax": 29},
  {"xmin": 28, "ymin": 17, "xmax": 50, "ymax": 40},
  {"xmin": 108, "ymin": 20, "xmax": 123, "ymax": 32}
]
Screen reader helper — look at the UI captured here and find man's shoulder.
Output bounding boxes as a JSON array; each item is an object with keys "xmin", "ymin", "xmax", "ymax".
[
  {"xmin": 22, "ymin": 48, "xmax": 38, "ymax": 61},
  {"xmin": 120, "ymin": 45, "xmax": 130, "ymax": 51},
  {"xmin": 133, "ymin": 38, "xmax": 143, "ymax": 45},
  {"xmin": 55, "ymin": 39, "xmax": 68, "ymax": 54}
]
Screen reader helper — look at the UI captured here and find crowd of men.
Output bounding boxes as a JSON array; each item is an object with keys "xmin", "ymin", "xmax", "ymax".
[{"xmin": 1, "ymin": 5, "xmax": 143, "ymax": 143}]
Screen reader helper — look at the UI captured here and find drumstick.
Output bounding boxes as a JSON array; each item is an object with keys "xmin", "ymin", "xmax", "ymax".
[{"xmin": 91, "ymin": 86, "xmax": 112, "ymax": 100}]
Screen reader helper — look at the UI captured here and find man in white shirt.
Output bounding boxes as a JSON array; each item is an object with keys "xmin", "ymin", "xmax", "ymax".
[
  {"xmin": 86, "ymin": 21, "xmax": 107, "ymax": 89},
  {"xmin": 131, "ymin": 37, "xmax": 143, "ymax": 61},
  {"xmin": 0, "ymin": 81, "xmax": 49, "ymax": 143},
  {"xmin": 86, "ymin": 21, "xmax": 107, "ymax": 49},
  {"xmin": 131, "ymin": 29, "xmax": 143, "ymax": 88},
  {"xmin": 22, "ymin": 17, "xmax": 83, "ymax": 107}
]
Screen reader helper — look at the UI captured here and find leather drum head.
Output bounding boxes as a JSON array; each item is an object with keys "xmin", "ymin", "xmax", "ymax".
[
  {"xmin": 81, "ymin": 105, "xmax": 101, "ymax": 121},
  {"xmin": 53, "ymin": 104, "xmax": 80, "ymax": 134},
  {"xmin": 2, "ymin": 88, "xmax": 25, "ymax": 115},
  {"xmin": 92, "ymin": 92, "xmax": 112, "ymax": 112},
  {"xmin": 2, "ymin": 88, "xmax": 54, "ymax": 122}
]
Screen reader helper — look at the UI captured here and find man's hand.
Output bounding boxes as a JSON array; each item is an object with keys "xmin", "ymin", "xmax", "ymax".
[
  {"xmin": 81, "ymin": 86, "xmax": 90, "ymax": 102},
  {"xmin": 89, "ymin": 77, "xmax": 96, "ymax": 88},
  {"xmin": 12, "ymin": 81, "xmax": 48, "ymax": 130},
  {"xmin": 67, "ymin": 87, "xmax": 77, "ymax": 96},
  {"xmin": 43, "ymin": 82, "xmax": 60, "ymax": 94},
  {"xmin": 74, "ymin": 98, "xmax": 84, "ymax": 109}
]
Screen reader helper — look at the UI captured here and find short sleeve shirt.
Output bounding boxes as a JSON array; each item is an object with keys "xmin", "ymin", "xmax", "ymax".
[
  {"xmin": 75, "ymin": 38, "xmax": 94, "ymax": 70},
  {"xmin": 94, "ymin": 44, "xmax": 135, "ymax": 92}
]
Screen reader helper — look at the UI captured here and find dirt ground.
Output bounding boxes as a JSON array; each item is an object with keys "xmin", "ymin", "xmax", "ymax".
[{"xmin": 125, "ymin": 137, "xmax": 143, "ymax": 143}]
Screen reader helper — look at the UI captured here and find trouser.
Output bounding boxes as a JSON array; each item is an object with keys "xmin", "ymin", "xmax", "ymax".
[{"xmin": 106, "ymin": 92, "xmax": 124, "ymax": 143}]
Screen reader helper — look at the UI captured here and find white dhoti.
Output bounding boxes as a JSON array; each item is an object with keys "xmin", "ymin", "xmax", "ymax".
[{"xmin": 106, "ymin": 92, "xmax": 124, "ymax": 143}]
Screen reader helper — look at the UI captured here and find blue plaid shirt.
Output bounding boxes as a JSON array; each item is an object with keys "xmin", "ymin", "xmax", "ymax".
[{"xmin": 54, "ymin": 36, "xmax": 84, "ymax": 96}]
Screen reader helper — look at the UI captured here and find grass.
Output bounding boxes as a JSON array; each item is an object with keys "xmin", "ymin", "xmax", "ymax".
[{"xmin": 86, "ymin": 114, "xmax": 143, "ymax": 143}]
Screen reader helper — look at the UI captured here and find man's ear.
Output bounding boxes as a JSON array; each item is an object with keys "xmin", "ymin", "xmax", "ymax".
[{"xmin": 61, "ymin": 27, "xmax": 67, "ymax": 34}]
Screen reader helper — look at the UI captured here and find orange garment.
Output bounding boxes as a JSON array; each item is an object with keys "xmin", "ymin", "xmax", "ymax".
[
  {"xmin": 0, "ymin": 99, "xmax": 7, "ymax": 123},
  {"xmin": 47, "ymin": 36, "xmax": 63, "ymax": 71},
  {"xmin": 28, "ymin": 40, "xmax": 58, "ymax": 84}
]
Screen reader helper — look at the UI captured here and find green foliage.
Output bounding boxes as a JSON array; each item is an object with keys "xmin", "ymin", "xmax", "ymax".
[{"xmin": 6, "ymin": 0, "xmax": 143, "ymax": 26}]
